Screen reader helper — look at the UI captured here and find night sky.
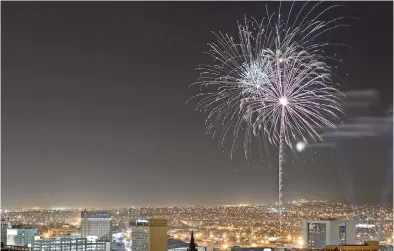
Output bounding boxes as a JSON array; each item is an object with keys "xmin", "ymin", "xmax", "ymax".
[{"xmin": 2, "ymin": 1, "xmax": 393, "ymax": 208}]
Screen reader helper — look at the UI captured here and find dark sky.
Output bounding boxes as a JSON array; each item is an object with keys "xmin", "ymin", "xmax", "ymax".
[{"xmin": 2, "ymin": 1, "xmax": 393, "ymax": 208}]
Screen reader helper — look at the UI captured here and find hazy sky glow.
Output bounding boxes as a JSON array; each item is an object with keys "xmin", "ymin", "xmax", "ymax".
[{"xmin": 1, "ymin": 1, "xmax": 393, "ymax": 208}]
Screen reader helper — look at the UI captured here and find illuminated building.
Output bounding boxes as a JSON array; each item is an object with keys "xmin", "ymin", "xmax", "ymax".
[
  {"xmin": 81, "ymin": 211, "xmax": 112, "ymax": 241},
  {"xmin": 325, "ymin": 241, "xmax": 386, "ymax": 251},
  {"xmin": 129, "ymin": 219, "xmax": 168, "ymax": 251},
  {"xmin": 32, "ymin": 237, "xmax": 110, "ymax": 251},
  {"xmin": 1, "ymin": 219, "xmax": 11, "ymax": 245},
  {"xmin": 302, "ymin": 219, "xmax": 356, "ymax": 249},
  {"xmin": 6, "ymin": 227, "xmax": 38, "ymax": 247},
  {"xmin": 47, "ymin": 225, "xmax": 78, "ymax": 238}
]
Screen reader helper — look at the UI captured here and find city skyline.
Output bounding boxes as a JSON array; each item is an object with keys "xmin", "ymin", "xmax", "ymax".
[
  {"xmin": 2, "ymin": 1, "xmax": 393, "ymax": 208},
  {"xmin": 1, "ymin": 201, "xmax": 392, "ymax": 245}
]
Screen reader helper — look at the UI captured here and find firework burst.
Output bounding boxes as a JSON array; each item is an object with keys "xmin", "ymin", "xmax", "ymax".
[{"xmin": 188, "ymin": 1, "xmax": 351, "ymax": 236}]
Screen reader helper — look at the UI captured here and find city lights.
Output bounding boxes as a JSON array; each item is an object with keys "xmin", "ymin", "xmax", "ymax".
[{"xmin": 1, "ymin": 201, "xmax": 392, "ymax": 249}]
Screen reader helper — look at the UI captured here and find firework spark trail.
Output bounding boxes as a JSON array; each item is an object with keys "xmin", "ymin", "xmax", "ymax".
[{"xmin": 188, "ymin": 1, "xmax": 351, "ymax": 238}]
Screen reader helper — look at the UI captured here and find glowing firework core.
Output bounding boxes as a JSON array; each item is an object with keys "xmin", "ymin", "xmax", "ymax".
[
  {"xmin": 296, "ymin": 142, "xmax": 306, "ymax": 152},
  {"xmin": 279, "ymin": 97, "xmax": 289, "ymax": 106}
]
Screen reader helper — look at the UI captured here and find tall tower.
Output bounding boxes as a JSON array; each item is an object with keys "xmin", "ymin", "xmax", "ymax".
[
  {"xmin": 80, "ymin": 210, "xmax": 112, "ymax": 242},
  {"xmin": 130, "ymin": 218, "xmax": 168, "ymax": 251},
  {"xmin": 188, "ymin": 231, "xmax": 197, "ymax": 251}
]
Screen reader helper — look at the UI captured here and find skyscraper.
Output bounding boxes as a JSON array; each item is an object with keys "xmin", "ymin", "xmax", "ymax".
[
  {"xmin": 80, "ymin": 211, "xmax": 112, "ymax": 242},
  {"xmin": 129, "ymin": 219, "xmax": 168, "ymax": 251},
  {"xmin": 302, "ymin": 219, "xmax": 356, "ymax": 249}
]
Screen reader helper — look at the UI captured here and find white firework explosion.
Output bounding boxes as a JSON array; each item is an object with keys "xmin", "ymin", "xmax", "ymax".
[{"xmin": 189, "ymin": 1, "xmax": 352, "ymax": 236}]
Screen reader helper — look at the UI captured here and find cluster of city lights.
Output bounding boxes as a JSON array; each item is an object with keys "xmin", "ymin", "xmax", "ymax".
[{"xmin": 2, "ymin": 201, "xmax": 392, "ymax": 248}]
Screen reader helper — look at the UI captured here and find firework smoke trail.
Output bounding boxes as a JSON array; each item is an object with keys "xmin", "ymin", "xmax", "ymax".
[{"xmin": 188, "ymin": 1, "xmax": 352, "ymax": 237}]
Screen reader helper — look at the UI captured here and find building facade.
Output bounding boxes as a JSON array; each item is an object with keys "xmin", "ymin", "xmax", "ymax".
[
  {"xmin": 129, "ymin": 219, "xmax": 168, "ymax": 251},
  {"xmin": 6, "ymin": 227, "xmax": 38, "ymax": 247},
  {"xmin": 32, "ymin": 237, "xmax": 109, "ymax": 251},
  {"xmin": 1, "ymin": 220, "xmax": 11, "ymax": 245},
  {"xmin": 81, "ymin": 211, "xmax": 112, "ymax": 242},
  {"xmin": 325, "ymin": 241, "xmax": 387, "ymax": 251},
  {"xmin": 302, "ymin": 220, "xmax": 356, "ymax": 249}
]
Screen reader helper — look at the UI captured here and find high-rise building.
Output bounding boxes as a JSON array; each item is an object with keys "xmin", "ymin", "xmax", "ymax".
[
  {"xmin": 80, "ymin": 211, "xmax": 112, "ymax": 242},
  {"xmin": 302, "ymin": 219, "xmax": 356, "ymax": 249},
  {"xmin": 6, "ymin": 226, "xmax": 38, "ymax": 247},
  {"xmin": 33, "ymin": 237, "xmax": 110, "ymax": 251},
  {"xmin": 129, "ymin": 219, "xmax": 168, "ymax": 251},
  {"xmin": 1, "ymin": 219, "xmax": 11, "ymax": 245}
]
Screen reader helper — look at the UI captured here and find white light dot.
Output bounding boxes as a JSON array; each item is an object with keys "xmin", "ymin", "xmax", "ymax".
[
  {"xmin": 279, "ymin": 97, "xmax": 288, "ymax": 106},
  {"xmin": 296, "ymin": 142, "xmax": 306, "ymax": 152}
]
